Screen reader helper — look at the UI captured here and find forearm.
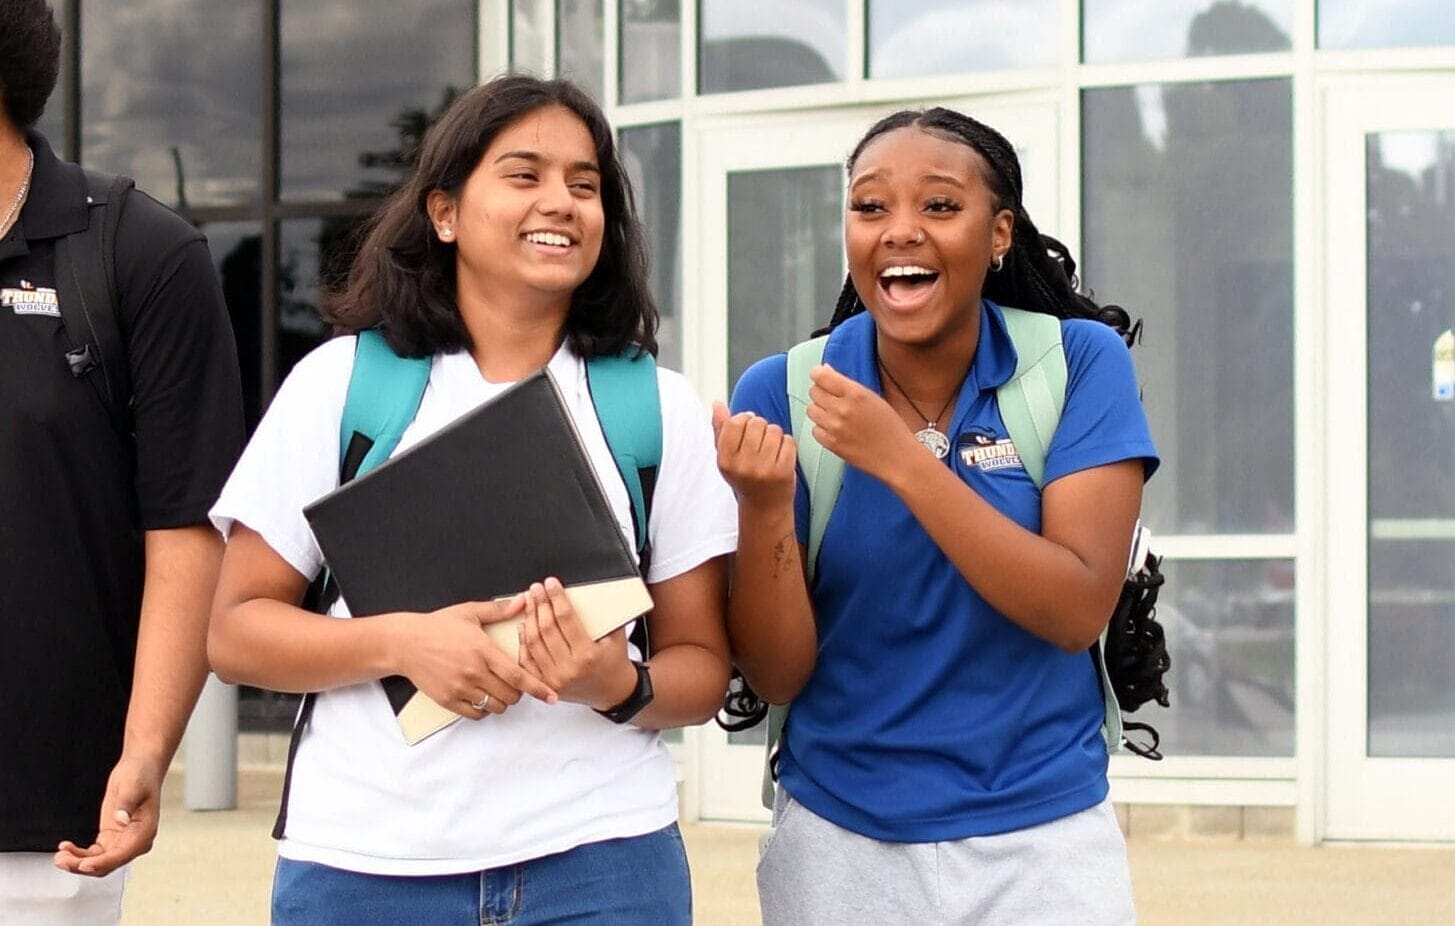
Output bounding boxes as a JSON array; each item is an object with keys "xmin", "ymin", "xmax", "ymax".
[
  {"xmin": 209, "ymin": 596, "xmax": 404, "ymax": 694},
  {"xmin": 122, "ymin": 527, "xmax": 226, "ymax": 767},
  {"xmin": 726, "ymin": 502, "xmax": 816, "ymax": 703},
  {"xmin": 631, "ymin": 643, "xmax": 730, "ymax": 729},
  {"xmin": 885, "ymin": 455, "xmax": 1125, "ymax": 652}
]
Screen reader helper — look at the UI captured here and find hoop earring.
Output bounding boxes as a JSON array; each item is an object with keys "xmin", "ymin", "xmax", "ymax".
[{"xmin": 991, "ymin": 253, "xmax": 1004, "ymax": 272}]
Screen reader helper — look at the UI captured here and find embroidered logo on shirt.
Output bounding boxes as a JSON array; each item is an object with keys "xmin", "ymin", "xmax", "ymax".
[
  {"xmin": 958, "ymin": 431, "xmax": 1023, "ymax": 473},
  {"xmin": 2, "ymin": 285, "xmax": 61, "ymax": 317}
]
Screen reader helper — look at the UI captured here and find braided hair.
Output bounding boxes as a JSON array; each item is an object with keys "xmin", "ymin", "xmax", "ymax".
[{"xmin": 821, "ymin": 108, "xmax": 1138, "ymax": 345}]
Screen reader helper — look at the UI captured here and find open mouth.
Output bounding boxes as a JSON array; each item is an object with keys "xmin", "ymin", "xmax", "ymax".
[{"xmin": 878, "ymin": 265, "xmax": 940, "ymax": 307}]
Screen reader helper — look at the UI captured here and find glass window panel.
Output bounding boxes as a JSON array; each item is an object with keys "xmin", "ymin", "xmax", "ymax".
[
  {"xmin": 699, "ymin": 0, "xmax": 844, "ymax": 94},
  {"xmin": 557, "ymin": 0, "xmax": 604, "ymax": 102},
  {"xmin": 277, "ymin": 216, "xmax": 368, "ymax": 383},
  {"xmin": 200, "ymin": 221, "xmax": 264, "ymax": 430},
  {"xmin": 81, "ymin": 0, "xmax": 262, "ymax": 207},
  {"xmin": 727, "ymin": 166, "xmax": 842, "ymax": 388},
  {"xmin": 1082, "ymin": 79, "xmax": 1294, "ymax": 535},
  {"xmin": 621, "ymin": 0, "xmax": 681, "ymax": 103},
  {"xmin": 1157, "ymin": 559, "xmax": 1296, "ymax": 757},
  {"xmin": 1083, "ymin": 0, "xmax": 1292, "ymax": 63},
  {"xmin": 280, "ymin": 1, "xmax": 473, "ymax": 202},
  {"xmin": 512, "ymin": 0, "xmax": 553, "ymax": 75},
  {"xmin": 1365, "ymin": 130, "xmax": 1455, "ymax": 758},
  {"xmin": 868, "ymin": 0, "xmax": 1057, "ymax": 78},
  {"xmin": 620, "ymin": 123, "xmax": 683, "ymax": 371},
  {"xmin": 34, "ymin": 16, "xmax": 66, "ymax": 151},
  {"xmin": 1319, "ymin": 0, "xmax": 1455, "ymax": 49}
]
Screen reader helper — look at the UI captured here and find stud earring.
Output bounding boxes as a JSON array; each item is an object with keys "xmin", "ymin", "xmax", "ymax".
[{"xmin": 440, "ymin": 227, "xmax": 454, "ymax": 240}]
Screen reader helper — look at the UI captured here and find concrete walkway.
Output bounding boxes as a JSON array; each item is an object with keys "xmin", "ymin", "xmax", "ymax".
[{"xmin": 120, "ymin": 769, "xmax": 1454, "ymax": 925}]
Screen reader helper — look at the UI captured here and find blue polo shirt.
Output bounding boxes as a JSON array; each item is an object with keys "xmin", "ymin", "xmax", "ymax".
[{"xmin": 730, "ymin": 301, "xmax": 1159, "ymax": 842}]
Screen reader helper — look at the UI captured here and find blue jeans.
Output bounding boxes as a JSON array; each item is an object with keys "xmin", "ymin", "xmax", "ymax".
[{"xmin": 271, "ymin": 823, "xmax": 691, "ymax": 926}]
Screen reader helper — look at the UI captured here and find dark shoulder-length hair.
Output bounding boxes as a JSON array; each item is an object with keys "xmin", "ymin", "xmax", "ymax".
[
  {"xmin": 325, "ymin": 73, "xmax": 658, "ymax": 359},
  {"xmin": 823, "ymin": 107, "xmax": 1137, "ymax": 345}
]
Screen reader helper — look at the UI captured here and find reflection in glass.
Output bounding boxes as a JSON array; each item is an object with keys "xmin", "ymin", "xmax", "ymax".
[
  {"xmin": 200, "ymin": 221, "xmax": 264, "ymax": 430},
  {"xmin": 1319, "ymin": 0, "xmax": 1455, "ymax": 49},
  {"xmin": 727, "ymin": 167, "xmax": 842, "ymax": 387},
  {"xmin": 277, "ymin": 217, "xmax": 368, "ymax": 383},
  {"xmin": 1083, "ymin": 0, "xmax": 1291, "ymax": 63},
  {"xmin": 868, "ymin": 0, "xmax": 1057, "ymax": 78},
  {"xmin": 1155, "ymin": 560, "xmax": 1295, "ymax": 757},
  {"xmin": 620, "ymin": 124, "xmax": 683, "ymax": 371},
  {"xmin": 512, "ymin": 0, "xmax": 553, "ymax": 75},
  {"xmin": 81, "ymin": 0, "xmax": 262, "ymax": 206},
  {"xmin": 281, "ymin": 1, "xmax": 473, "ymax": 201},
  {"xmin": 557, "ymin": 0, "xmax": 604, "ymax": 102},
  {"xmin": 699, "ymin": 0, "xmax": 844, "ymax": 94},
  {"xmin": 621, "ymin": 0, "xmax": 681, "ymax": 103},
  {"xmin": 1082, "ymin": 79, "xmax": 1294, "ymax": 535},
  {"xmin": 1365, "ymin": 131, "xmax": 1455, "ymax": 757}
]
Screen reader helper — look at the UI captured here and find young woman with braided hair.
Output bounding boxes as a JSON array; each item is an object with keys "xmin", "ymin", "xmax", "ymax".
[{"xmin": 713, "ymin": 107, "xmax": 1158, "ymax": 924}]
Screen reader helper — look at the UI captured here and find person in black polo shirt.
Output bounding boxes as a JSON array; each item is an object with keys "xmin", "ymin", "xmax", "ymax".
[{"xmin": 0, "ymin": 2, "xmax": 244, "ymax": 922}]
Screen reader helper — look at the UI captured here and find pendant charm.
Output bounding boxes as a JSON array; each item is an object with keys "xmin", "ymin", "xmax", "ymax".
[{"xmin": 914, "ymin": 426, "xmax": 950, "ymax": 459}]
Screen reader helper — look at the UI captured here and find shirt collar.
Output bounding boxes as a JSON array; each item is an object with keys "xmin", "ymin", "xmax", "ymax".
[{"xmin": 17, "ymin": 129, "xmax": 90, "ymax": 241}]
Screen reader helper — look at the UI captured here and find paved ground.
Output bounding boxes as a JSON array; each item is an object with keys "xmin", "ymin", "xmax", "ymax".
[{"xmin": 120, "ymin": 769, "xmax": 1455, "ymax": 925}]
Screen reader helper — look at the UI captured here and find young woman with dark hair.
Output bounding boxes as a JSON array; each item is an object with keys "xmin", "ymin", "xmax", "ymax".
[
  {"xmin": 715, "ymin": 107, "xmax": 1159, "ymax": 925},
  {"xmin": 207, "ymin": 74, "xmax": 736, "ymax": 925}
]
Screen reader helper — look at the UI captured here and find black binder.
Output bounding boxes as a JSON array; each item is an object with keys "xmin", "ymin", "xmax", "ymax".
[{"xmin": 304, "ymin": 368, "xmax": 652, "ymax": 744}]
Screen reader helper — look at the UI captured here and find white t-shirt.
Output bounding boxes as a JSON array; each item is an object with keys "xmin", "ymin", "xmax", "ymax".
[{"xmin": 210, "ymin": 336, "xmax": 738, "ymax": 876}]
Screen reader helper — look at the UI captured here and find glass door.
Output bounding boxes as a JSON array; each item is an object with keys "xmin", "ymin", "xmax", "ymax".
[
  {"xmin": 693, "ymin": 100, "xmax": 1059, "ymax": 822},
  {"xmin": 1325, "ymin": 78, "xmax": 1455, "ymax": 841}
]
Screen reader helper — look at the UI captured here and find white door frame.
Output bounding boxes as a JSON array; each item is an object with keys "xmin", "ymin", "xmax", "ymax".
[
  {"xmin": 1323, "ymin": 75, "xmax": 1455, "ymax": 841},
  {"xmin": 690, "ymin": 98, "xmax": 1061, "ymax": 822}
]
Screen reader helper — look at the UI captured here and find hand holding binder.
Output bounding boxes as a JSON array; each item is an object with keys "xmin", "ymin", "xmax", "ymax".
[{"xmin": 304, "ymin": 368, "xmax": 654, "ymax": 744}]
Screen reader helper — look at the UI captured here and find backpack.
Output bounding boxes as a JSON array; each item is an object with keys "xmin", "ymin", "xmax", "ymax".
[
  {"xmin": 754, "ymin": 306, "xmax": 1169, "ymax": 808},
  {"xmin": 52, "ymin": 170, "xmax": 136, "ymax": 437},
  {"xmin": 273, "ymin": 328, "xmax": 662, "ymax": 838}
]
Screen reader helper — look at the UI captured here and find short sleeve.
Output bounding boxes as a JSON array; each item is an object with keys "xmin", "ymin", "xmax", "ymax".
[
  {"xmin": 1041, "ymin": 320, "xmax": 1160, "ymax": 487},
  {"xmin": 643, "ymin": 369, "xmax": 738, "ymax": 584},
  {"xmin": 729, "ymin": 353, "xmax": 809, "ymax": 545},
  {"xmin": 209, "ymin": 337, "xmax": 357, "ymax": 580},
  {"xmin": 123, "ymin": 227, "xmax": 246, "ymax": 529}
]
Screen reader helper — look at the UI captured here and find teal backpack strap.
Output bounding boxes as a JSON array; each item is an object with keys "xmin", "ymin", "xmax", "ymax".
[
  {"xmin": 340, "ymin": 329, "xmax": 433, "ymax": 479},
  {"xmin": 585, "ymin": 349, "xmax": 661, "ymax": 560},
  {"xmin": 995, "ymin": 306, "xmax": 1123, "ymax": 753},
  {"xmin": 995, "ymin": 306, "xmax": 1067, "ymax": 491},
  {"xmin": 761, "ymin": 336, "xmax": 846, "ymax": 809}
]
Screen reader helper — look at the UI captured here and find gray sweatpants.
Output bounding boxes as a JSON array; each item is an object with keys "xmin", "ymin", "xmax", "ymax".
[{"xmin": 757, "ymin": 789, "xmax": 1136, "ymax": 926}]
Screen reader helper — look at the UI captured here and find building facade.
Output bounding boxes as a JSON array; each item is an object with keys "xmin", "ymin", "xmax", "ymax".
[{"xmin": 48, "ymin": 0, "xmax": 1455, "ymax": 843}]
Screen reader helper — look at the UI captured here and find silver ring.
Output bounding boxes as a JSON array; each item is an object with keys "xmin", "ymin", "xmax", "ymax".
[{"xmin": 471, "ymin": 695, "xmax": 491, "ymax": 711}]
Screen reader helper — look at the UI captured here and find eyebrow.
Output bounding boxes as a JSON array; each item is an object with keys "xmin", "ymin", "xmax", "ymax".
[
  {"xmin": 493, "ymin": 150, "xmax": 600, "ymax": 173},
  {"xmin": 849, "ymin": 170, "xmax": 965, "ymax": 190}
]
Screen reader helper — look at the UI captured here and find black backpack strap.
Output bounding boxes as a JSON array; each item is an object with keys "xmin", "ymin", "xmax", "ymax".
[
  {"xmin": 52, "ymin": 171, "xmax": 135, "ymax": 437},
  {"xmin": 273, "ymin": 431, "xmax": 375, "ymax": 840}
]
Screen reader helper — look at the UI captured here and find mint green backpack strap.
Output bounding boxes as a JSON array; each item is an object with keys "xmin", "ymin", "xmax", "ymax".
[
  {"xmin": 786, "ymin": 336, "xmax": 844, "ymax": 585},
  {"xmin": 995, "ymin": 306, "xmax": 1067, "ymax": 491},
  {"xmin": 341, "ymin": 329, "xmax": 433, "ymax": 479},
  {"xmin": 761, "ymin": 337, "xmax": 847, "ymax": 809},
  {"xmin": 995, "ymin": 306, "xmax": 1123, "ymax": 754},
  {"xmin": 585, "ymin": 350, "xmax": 661, "ymax": 558}
]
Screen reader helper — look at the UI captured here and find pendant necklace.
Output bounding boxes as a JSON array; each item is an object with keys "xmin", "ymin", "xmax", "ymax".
[
  {"xmin": 877, "ymin": 358, "xmax": 960, "ymax": 460},
  {"xmin": 0, "ymin": 148, "xmax": 34, "ymax": 239}
]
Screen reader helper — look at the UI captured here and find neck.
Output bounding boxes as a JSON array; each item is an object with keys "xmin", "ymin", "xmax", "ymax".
[
  {"xmin": 875, "ymin": 307, "xmax": 981, "ymax": 410},
  {"xmin": 455, "ymin": 274, "xmax": 570, "ymax": 382},
  {"xmin": 0, "ymin": 122, "xmax": 33, "ymax": 224}
]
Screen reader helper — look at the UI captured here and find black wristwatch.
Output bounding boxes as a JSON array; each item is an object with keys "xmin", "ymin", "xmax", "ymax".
[{"xmin": 596, "ymin": 661, "xmax": 654, "ymax": 724}]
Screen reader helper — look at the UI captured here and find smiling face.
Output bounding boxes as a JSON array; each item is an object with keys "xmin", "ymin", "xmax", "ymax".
[
  {"xmin": 427, "ymin": 104, "xmax": 605, "ymax": 313},
  {"xmin": 845, "ymin": 125, "xmax": 1014, "ymax": 348}
]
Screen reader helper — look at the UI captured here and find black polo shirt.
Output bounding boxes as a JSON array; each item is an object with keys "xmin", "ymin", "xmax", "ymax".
[{"xmin": 0, "ymin": 132, "xmax": 244, "ymax": 851}]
